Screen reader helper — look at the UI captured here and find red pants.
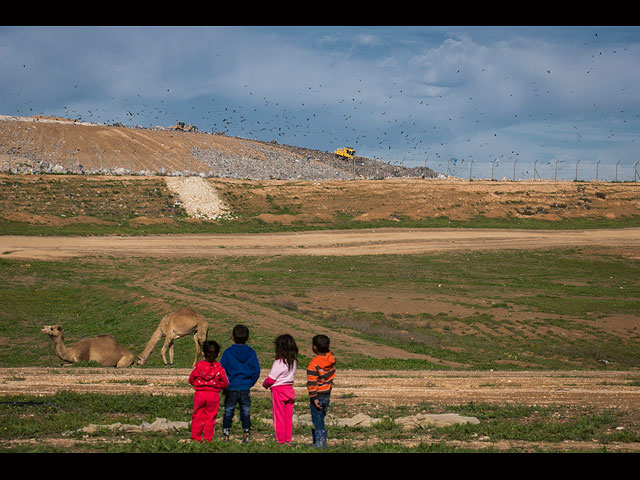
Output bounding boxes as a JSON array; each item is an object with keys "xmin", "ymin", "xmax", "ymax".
[
  {"xmin": 191, "ymin": 390, "xmax": 221, "ymax": 442},
  {"xmin": 271, "ymin": 385, "xmax": 295, "ymax": 444}
]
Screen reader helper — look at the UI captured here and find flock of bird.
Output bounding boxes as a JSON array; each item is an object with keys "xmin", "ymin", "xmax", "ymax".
[{"xmin": 5, "ymin": 30, "xmax": 639, "ymax": 180}]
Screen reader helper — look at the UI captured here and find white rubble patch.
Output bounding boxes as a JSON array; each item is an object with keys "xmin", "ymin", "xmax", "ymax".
[
  {"xmin": 273, "ymin": 412, "xmax": 479, "ymax": 429},
  {"xmin": 70, "ymin": 412, "xmax": 480, "ymax": 435},
  {"xmin": 165, "ymin": 176, "xmax": 231, "ymax": 220},
  {"xmin": 71, "ymin": 417, "xmax": 188, "ymax": 434}
]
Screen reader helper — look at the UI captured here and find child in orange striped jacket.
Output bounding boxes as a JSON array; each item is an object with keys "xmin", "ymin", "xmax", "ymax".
[{"xmin": 306, "ymin": 334, "xmax": 335, "ymax": 448}]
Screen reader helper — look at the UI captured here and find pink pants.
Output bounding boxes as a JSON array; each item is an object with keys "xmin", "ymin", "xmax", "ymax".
[
  {"xmin": 191, "ymin": 390, "xmax": 221, "ymax": 442},
  {"xmin": 271, "ymin": 385, "xmax": 295, "ymax": 443}
]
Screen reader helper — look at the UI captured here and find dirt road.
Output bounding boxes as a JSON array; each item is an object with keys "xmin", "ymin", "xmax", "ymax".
[
  {"xmin": 3, "ymin": 227, "xmax": 640, "ymax": 260},
  {"xmin": 2, "ymin": 367, "xmax": 638, "ymax": 410}
]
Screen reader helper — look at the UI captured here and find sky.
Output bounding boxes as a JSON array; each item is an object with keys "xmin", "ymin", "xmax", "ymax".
[{"xmin": 1, "ymin": 25, "xmax": 640, "ymax": 181}]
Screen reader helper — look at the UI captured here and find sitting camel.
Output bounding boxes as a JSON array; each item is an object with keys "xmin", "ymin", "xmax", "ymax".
[
  {"xmin": 136, "ymin": 307, "xmax": 209, "ymax": 367},
  {"xmin": 41, "ymin": 325, "xmax": 135, "ymax": 368}
]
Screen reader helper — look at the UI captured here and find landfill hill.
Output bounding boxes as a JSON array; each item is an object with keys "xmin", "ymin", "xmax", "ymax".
[
  {"xmin": 0, "ymin": 115, "xmax": 434, "ymax": 180},
  {"xmin": 1, "ymin": 114, "xmax": 640, "ymax": 234}
]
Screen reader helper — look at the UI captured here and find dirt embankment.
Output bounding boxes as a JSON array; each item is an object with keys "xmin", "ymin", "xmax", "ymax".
[{"xmin": 0, "ymin": 115, "xmax": 433, "ymax": 179}]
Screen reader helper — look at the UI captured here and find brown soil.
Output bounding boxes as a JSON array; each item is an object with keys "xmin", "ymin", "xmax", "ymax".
[
  {"xmin": 2, "ymin": 367, "xmax": 638, "ymax": 410},
  {"xmin": 2, "ymin": 226, "xmax": 640, "ymax": 260}
]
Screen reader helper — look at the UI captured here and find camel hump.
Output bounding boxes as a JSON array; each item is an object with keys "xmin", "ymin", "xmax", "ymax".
[
  {"xmin": 167, "ymin": 308, "xmax": 206, "ymax": 325},
  {"xmin": 173, "ymin": 307, "xmax": 201, "ymax": 318}
]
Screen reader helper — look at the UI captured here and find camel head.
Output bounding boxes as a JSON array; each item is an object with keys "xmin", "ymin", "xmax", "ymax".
[{"xmin": 41, "ymin": 325, "xmax": 64, "ymax": 339}]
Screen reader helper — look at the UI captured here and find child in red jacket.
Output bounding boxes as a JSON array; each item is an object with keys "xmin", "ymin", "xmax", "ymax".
[{"xmin": 189, "ymin": 340, "xmax": 229, "ymax": 442}]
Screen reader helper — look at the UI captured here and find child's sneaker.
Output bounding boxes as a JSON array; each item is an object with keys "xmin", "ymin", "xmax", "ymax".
[
  {"xmin": 242, "ymin": 429, "xmax": 250, "ymax": 444},
  {"xmin": 222, "ymin": 428, "xmax": 230, "ymax": 442}
]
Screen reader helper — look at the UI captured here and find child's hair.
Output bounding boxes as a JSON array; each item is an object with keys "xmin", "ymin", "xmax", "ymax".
[
  {"xmin": 232, "ymin": 324, "xmax": 249, "ymax": 344},
  {"xmin": 274, "ymin": 334, "xmax": 298, "ymax": 370},
  {"xmin": 312, "ymin": 334, "xmax": 331, "ymax": 353},
  {"xmin": 202, "ymin": 340, "xmax": 220, "ymax": 362}
]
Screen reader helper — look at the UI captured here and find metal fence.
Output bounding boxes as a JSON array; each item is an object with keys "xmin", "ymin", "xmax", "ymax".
[{"xmin": 436, "ymin": 158, "xmax": 640, "ymax": 183}]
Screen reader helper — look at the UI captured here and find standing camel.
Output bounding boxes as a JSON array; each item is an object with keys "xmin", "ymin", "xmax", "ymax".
[
  {"xmin": 41, "ymin": 325, "xmax": 135, "ymax": 368},
  {"xmin": 136, "ymin": 308, "xmax": 209, "ymax": 366}
]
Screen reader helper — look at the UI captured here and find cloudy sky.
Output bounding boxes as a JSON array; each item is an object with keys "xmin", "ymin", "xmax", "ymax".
[{"xmin": 1, "ymin": 25, "xmax": 639, "ymax": 180}]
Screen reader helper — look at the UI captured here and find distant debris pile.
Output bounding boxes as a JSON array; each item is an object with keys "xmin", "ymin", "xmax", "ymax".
[
  {"xmin": 191, "ymin": 145, "xmax": 353, "ymax": 180},
  {"xmin": 0, "ymin": 115, "xmax": 437, "ymax": 180},
  {"xmin": 192, "ymin": 142, "xmax": 436, "ymax": 181}
]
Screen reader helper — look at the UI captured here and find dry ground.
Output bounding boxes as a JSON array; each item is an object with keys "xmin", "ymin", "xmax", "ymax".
[
  {"xmin": 3, "ymin": 227, "xmax": 640, "ymax": 260},
  {"xmin": 2, "ymin": 367, "xmax": 638, "ymax": 410},
  {"xmin": 2, "ymin": 367, "xmax": 639, "ymax": 452}
]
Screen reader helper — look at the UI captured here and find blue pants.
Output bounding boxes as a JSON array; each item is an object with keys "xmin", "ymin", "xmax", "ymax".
[
  {"xmin": 310, "ymin": 395, "xmax": 331, "ymax": 430},
  {"xmin": 222, "ymin": 390, "xmax": 252, "ymax": 431}
]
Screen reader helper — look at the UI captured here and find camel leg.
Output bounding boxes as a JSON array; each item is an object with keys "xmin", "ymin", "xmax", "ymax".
[
  {"xmin": 117, "ymin": 351, "xmax": 135, "ymax": 368},
  {"xmin": 161, "ymin": 337, "xmax": 174, "ymax": 365},
  {"xmin": 137, "ymin": 327, "xmax": 164, "ymax": 365},
  {"xmin": 193, "ymin": 333, "xmax": 201, "ymax": 366},
  {"xmin": 193, "ymin": 325, "xmax": 208, "ymax": 366}
]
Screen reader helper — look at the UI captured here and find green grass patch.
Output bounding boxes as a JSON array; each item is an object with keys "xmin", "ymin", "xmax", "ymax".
[
  {"xmin": 1, "ymin": 392, "xmax": 637, "ymax": 453},
  {"xmin": 1, "ymin": 246, "xmax": 639, "ymax": 370}
]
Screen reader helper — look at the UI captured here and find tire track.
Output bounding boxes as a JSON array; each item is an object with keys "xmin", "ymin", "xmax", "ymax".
[{"xmin": 2, "ymin": 227, "xmax": 640, "ymax": 260}]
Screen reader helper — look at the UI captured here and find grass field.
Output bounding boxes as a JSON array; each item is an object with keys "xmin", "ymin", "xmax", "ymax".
[
  {"xmin": 3, "ymin": 390, "xmax": 638, "ymax": 453},
  {"xmin": 1, "ymin": 249, "xmax": 639, "ymax": 371},
  {"xmin": 1, "ymin": 174, "xmax": 639, "ymax": 452}
]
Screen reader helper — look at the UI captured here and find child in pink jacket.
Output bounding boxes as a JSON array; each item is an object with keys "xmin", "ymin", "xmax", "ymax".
[
  {"xmin": 189, "ymin": 340, "xmax": 229, "ymax": 442},
  {"xmin": 263, "ymin": 334, "xmax": 298, "ymax": 444}
]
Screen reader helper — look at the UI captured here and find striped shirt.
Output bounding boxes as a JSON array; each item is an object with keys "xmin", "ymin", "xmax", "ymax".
[{"xmin": 306, "ymin": 351, "xmax": 335, "ymax": 399}]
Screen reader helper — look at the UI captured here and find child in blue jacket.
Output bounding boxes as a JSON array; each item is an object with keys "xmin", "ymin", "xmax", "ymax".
[{"xmin": 220, "ymin": 324, "xmax": 261, "ymax": 443}]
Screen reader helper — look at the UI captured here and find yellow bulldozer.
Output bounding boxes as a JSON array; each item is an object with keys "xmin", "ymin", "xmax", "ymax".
[
  {"xmin": 334, "ymin": 147, "xmax": 356, "ymax": 159},
  {"xmin": 170, "ymin": 121, "xmax": 198, "ymax": 133}
]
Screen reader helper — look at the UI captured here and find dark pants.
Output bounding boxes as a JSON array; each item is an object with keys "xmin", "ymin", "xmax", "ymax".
[
  {"xmin": 310, "ymin": 395, "xmax": 330, "ymax": 430},
  {"xmin": 222, "ymin": 390, "xmax": 252, "ymax": 431}
]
